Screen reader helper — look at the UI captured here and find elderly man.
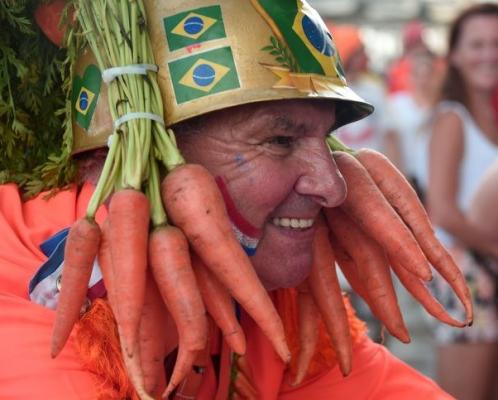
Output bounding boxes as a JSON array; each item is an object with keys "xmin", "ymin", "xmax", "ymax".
[{"xmin": 0, "ymin": 1, "xmax": 458, "ymax": 399}]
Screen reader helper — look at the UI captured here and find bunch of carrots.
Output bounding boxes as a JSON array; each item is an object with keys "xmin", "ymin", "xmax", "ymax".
[
  {"xmin": 52, "ymin": 1, "xmax": 288, "ymax": 399},
  {"xmin": 50, "ymin": 1, "xmax": 473, "ymax": 399},
  {"xmin": 287, "ymin": 137, "xmax": 473, "ymax": 384}
]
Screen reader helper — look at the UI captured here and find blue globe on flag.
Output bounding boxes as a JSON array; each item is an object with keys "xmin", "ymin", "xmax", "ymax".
[
  {"xmin": 192, "ymin": 64, "xmax": 216, "ymax": 87},
  {"xmin": 302, "ymin": 14, "xmax": 333, "ymax": 56},
  {"xmin": 183, "ymin": 16, "xmax": 204, "ymax": 35},
  {"xmin": 79, "ymin": 91, "xmax": 89, "ymax": 111}
]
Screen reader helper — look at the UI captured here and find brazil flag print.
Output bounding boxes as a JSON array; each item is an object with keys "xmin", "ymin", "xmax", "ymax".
[
  {"xmin": 169, "ymin": 47, "xmax": 240, "ymax": 104},
  {"xmin": 164, "ymin": 6, "xmax": 226, "ymax": 52},
  {"xmin": 253, "ymin": 0, "xmax": 340, "ymax": 78},
  {"xmin": 72, "ymin": 64, "xmax": 102, "ymax": 130}
]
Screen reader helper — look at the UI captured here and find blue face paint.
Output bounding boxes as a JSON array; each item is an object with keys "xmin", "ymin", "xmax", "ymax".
[{"xmin": 234, "ymin": 153, "xmax": 246, "ymax": 167}]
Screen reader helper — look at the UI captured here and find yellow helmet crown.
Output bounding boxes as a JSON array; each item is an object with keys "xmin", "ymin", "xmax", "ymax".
[{"xmin": 72, "ymin": 0, "xmax": 373, "ymax": 154}]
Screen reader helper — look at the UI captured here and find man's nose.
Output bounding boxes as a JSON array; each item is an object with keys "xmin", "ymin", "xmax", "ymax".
[{"xmin": 294, "ymin": 140, "xmax": 347, "ymax": 208}]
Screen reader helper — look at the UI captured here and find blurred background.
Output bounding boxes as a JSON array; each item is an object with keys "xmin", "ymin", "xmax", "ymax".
[{"xmin": 311, "ymin": 0, "xmax": 496, "ymax": 72}]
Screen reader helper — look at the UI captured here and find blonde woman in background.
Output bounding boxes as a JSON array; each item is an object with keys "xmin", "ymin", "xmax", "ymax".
[{"xmin": 427, "ymin": 4, "xmax": 498, "ymax": 400}]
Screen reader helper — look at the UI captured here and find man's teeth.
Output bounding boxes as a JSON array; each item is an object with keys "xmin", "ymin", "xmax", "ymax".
[{"xmin": 272, "ymin": 217, "xmax": 314, "ymax": 229}]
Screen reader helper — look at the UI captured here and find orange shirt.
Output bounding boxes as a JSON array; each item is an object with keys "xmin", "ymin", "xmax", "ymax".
[
  {"xmin": 0, "ymin": 183, "xmax": 104, "ymax": 399},
  {"xmin": 234, "ymin": 312, "xmax": 454, "ymax": 399},
  {"xmin": 0, "ymin": 184, "xmax": 453, "ymax": 399}
]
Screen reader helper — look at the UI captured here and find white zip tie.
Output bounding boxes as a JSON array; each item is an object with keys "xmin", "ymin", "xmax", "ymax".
[
  {"xmin": 107, "ymin": 133, "xmax": 114, "ymax": 148},
  {"xmin": 102, "ymin": 63, "xmax": 158, "ymax": 84},
  {"xmin": 113, "ymin": 112, "xmax": 164, "ymax": 130}
]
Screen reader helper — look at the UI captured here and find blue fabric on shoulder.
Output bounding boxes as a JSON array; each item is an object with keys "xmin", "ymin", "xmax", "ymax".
[
  {"xmin": 29, "ymin": 228, "xmax": 69, "ymax": 295},
  {"xmin": 39, "ymin": 227, "xmax": 70, "ymax": 257},
  {"xmin": 28, "ymin": 227, "xmax": 105, "ymax": 310}
]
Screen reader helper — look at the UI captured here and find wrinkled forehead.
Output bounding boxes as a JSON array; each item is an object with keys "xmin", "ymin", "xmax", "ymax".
[{"xmin": 198, "ymin": 98, "xmax": 337, "ymax": 133}]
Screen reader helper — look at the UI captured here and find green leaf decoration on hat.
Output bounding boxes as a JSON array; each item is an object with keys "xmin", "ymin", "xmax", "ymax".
[{"xmin": 261, "ymin": 35, "xmax": 300, "ymax": 72}]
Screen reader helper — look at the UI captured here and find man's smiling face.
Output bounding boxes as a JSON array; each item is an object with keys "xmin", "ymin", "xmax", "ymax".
[{"xmin": 176, "ymin": 99, "xmax": 346, "ymax": 290}]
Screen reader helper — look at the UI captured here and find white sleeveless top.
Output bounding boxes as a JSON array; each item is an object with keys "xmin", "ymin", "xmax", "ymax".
[
  {"xmin": 437, "ymin": 101, "xmax": 498, "ymax": 211},
  {"xmin": 435, "ymin": 101, "xmax": 498, "ymax": 246}
]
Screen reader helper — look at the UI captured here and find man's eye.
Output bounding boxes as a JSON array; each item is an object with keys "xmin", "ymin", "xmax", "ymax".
[{"xmin": 268, "ymin": 136, "xmax": 293, "ymax": 148}]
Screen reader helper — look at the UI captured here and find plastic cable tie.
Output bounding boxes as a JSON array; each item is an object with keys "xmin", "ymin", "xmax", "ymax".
[
  {"xmin": 113, "ymin": 112, "xmax": 165, "ymax": 130},
  {"xmin": 107, "ymin": 133, "xmax": 114, "ymax": 148},
  {"xmin": 102, "ymin": 63, "xmax": 158, "ymax": 84}
]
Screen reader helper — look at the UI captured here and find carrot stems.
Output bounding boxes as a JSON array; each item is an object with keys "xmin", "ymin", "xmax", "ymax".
[
  {"xmin": 146, "ymin": 156, "xmax": 167, "ymax": 228},
  {"xmin": 326, "ymin": 134, "xmax": 353, "ymax": 154},
  {"xmin": 86, "ymin": 133, "xmax": 121, "ymax": 218},
  {"xmin": 154, "ymin": 127, "xmax": 185, "ymax": 172}
]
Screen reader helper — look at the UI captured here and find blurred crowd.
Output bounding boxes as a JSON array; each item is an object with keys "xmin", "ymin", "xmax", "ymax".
[{"xmin": 327, "ymin": 3, "xmax": 498, "ymax": 400}]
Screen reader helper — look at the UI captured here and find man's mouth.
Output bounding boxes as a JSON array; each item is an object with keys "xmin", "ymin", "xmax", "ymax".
[{"xmin": 271, "ymin": 217, "xmax": 314, "ymax": 229}]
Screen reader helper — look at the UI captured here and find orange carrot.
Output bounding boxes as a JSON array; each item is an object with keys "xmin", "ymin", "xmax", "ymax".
[
  {"xmin": 172, "ymin": 342, "xmax": 211, "ymax": 400},
  {"xmin": 325, "ymin": 208, "xmax": 410, "ymax": 343},
  {"xmin": 120, "ymin": 332, "xmax": 152, "ymax": 400},
  {"xmin": 356, "ymin": 148, "xmax": 473, "ymax": 324},
  {"xmin": 51, "ymin": 217, "xmax": 101, "ymax": 357},
  {"xmin": 292, "ymin": 283, "xmax": 320, "ymax": 386},
  {"xmin": 191, "ymin": 252, "xmax": 246, "ymax": 355},
  {"xmin": 329, "ymin": 231, "xmax": 391, "ymax": 334},
  {"xmin": 389, "ymin": 257, "xmax": 465, "ymax": 327},
  {"xmin": 108, "ymin": 189, "xmax": 150, "ymax": 357},
  {"xmin": 99, "ymin": 219, "xmax": 151, "ymax": 399},
  {"xmin": 306, "ymin": 219, "xmax": 352, "ymax": 375},
  {"xmin": 332, "ymin": 151, "xmax": 432, "ymax": 281},
  {"xmin": 328, "ymin": 232, "xmax": 372, "ymax": 306},
  {"xmin": 90, "ymin": 221, "xmax": 141, "ymax": 398},
  {"xmin": 139, "ymin": 271, "xmax": 171, "ymax": 397},
  {"xmin": 161, "ymin": 164, "xmax": 290, "ymax": 364},
  {"xmin": 148, "ymin": 224, "xmax": 208, "ymax": 398}
]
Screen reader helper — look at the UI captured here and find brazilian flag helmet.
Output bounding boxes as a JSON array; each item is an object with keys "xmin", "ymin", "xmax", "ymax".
[{"xmin": 72, "ymin": 0, "xmax": 373, "ymax": 154}]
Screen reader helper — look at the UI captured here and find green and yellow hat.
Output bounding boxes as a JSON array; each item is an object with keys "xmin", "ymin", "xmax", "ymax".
[{"xmin": 72, "ymin": 0, "xmax": 373, "ymax": 154}]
